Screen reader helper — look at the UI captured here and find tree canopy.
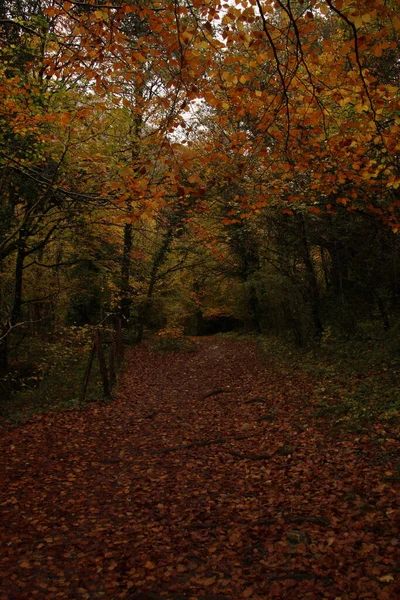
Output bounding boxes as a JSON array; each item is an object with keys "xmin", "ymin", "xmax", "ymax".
[{"xmin": 0, "ymin": 0, "xmax": 399, "ymax": 379}]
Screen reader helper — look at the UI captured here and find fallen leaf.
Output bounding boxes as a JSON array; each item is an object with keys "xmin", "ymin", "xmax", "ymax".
[{"xmin": 379, "ymin": 574, "xmax": 395, "ymax": 582}]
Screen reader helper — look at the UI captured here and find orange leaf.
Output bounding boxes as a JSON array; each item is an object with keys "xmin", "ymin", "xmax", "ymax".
[
  {"xmin": 177, "ymin": 564, "xmax": 187, "ymax": 573},
  {"xmin": 379, "ymin": 574, "xmax": 395, "ymax": 582}
]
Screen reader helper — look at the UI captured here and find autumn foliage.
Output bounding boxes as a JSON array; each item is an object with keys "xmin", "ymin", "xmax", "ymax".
[{"xmin": 0, "ymin": 2, "xmax": 400, "ymax": 597}]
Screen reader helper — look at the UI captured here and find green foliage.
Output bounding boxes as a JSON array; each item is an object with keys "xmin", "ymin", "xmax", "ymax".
[
  {"xmin": 258, "ymin": 320, "xmax": 400, "ymax": 429},
  {"xmin": 0, "ymin": 326, "xmax": 104, "ymax": 425},
  {"xmin": 150, "ymin": 328, "xmax": 198, "ymax": 353}
]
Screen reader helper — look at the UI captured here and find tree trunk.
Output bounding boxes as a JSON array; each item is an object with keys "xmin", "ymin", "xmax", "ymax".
[
  {"xmin": 0, "ymin": 231, "xmax": 26, "ymax": 393},
  {"xmin": 120, "ymin": 220, "xmax": 133, "ymax": 327},
  {"xmin": 95, "ymin": 330, "xmax": 111, "ymax": 399},
  {"xmin": 298, "ymin": 214, "xmax": 323, "ymax": 340},
  {"xmin": 247, "ymin": 283, "xmax": 262, "ymax": 333},
  {"xmin": 0, "ymin": 330, "xmax": 8, "ymax": 380},
  {"xmin": 137, "ymin": 225, "xmax": 175, "ymax": 341},
  {"xmin": 376, "ymin": 291, "xmax": 390, "ymax": 331},
  {"xmin": 282, "ymin": 302, "xmax": 304, "ymax": 347},
  {"xmin": 11, "ymin": 231, "xmax": 26, "ymax": 328}
]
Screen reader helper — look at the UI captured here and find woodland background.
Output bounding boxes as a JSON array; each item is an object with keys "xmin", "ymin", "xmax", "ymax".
[{"xmin": 0, "ymin": 0, "xmax": 399, "ymax": 423}]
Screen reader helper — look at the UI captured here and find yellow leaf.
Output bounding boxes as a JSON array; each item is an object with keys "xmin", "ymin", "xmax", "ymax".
[
  {"xmin": 222, "ymin": 71, "xmax": 233, "ymax": 82},
  {"xmin": 145, "ymin": 561, "xmax": 155, "ymax": 570},
  {"xmin": 243, "ymin": 588, "xmax": 253, "ymax": 598},
  {"xmin": 203, "ymin": 577, "xmax": 216, "ymax": 586},
  {"xmin": 379, "ymin": 574, "xmax": 395, "ymax": 582}
]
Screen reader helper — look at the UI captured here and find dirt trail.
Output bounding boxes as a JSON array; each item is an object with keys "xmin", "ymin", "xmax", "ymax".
[{"xmin": 0, "ymin": 337, "xmax": 398, "ymax": 600}]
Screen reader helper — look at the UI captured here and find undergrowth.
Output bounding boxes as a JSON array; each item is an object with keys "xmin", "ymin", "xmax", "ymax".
[
  {"xmin": 0, "ymin": 327, "xmax": 106, "ymax": 426},
  {"xmin": 3, "ymin": 320, "xmax": 400, "ymax": 432},
  {"xmin": 257, "ymin": 320, "xmax": 400, "ymax": 430},
  {"xmin": 151, "ymin": 327, "xmax": 199, "ymax": 353}
]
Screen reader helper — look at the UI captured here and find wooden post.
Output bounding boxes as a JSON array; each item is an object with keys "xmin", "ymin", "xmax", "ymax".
[
  {"xmin": 95, "ymin": 330, "xmax": 111, "ymax": 399},
  {"xmin": 81, "ymin": 339, "xmax": 96, "ymax": 404},
  {"xmin": 109, "ymin": 337, "xmax": 116, "ymax": 387},
  {"xmin": 115, "ymin": 316, "xmax": 123, "ymax": 364}
]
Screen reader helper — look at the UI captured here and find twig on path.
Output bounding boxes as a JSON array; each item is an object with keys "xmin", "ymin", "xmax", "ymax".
[
  {"xmin": 185, "ymin": 513, "xmax": 331, "ymax": 531},
  {"xmin": 284, "ymin": 514, "xmax": 331, "ymax": 526},
  {"xmin": 228, "ymin": 450, "xmax": 275, "ymax": 460},
  {"xmin": 156, "ymin": 433, "xmax": 258, "ymax": 455},
  {"xmin": 266, "ymin": 571, "xmax": 315, "ymax": 582},
  {"xmin": 130, "ymin": 593, "xmax": 167, "ymax": 600},
  {"xmin": 186, "ymin": 522, "xmax": 219, "ymax": 530},
  {"xmin": 143, "ymin": 410, "xmax": 158, "ymax": 419},
  {"xmin": 159, "ymin": 437, "xmax": 226, "ymax": 454},
  {"xmin": 256, "ymin": 514, "xmax": 331, "ymax": 527},
  {"xmin": 200, "ymin": 388, "xmax": 235, "ymax": 400},
  {"xmin": 228, "ymin": 444, "xmax": 293, "ymax": 461},
  {"xmin": 245, "ymin": 397, "xmax": 268, "ymax": 404}
]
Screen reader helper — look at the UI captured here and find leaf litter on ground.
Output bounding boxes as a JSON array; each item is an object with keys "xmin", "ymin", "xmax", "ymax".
[{"xmin": 0, "ymin": 337, "xmax": 399, "ymax": 599}]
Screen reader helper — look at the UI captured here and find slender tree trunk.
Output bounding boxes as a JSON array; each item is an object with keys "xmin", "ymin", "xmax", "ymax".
[
  {"xmin": 11, "ymin": 230, "xmax": 26, "ymax": 328},
  {"xmin": 247, "ymin": 282, "xmax": 262, "ymax": 333},
  {"xmin": 119, "ymin": 108, "xmax": 143, "ymax": 332},
  {"xmin": 95, "ymin": 330, "xmax": 111, "ymax": 399},
  {"xmin": 120, "ymin": 220, "xmax": 133, "ymax": 327},
  {"xmin": 320, "ymin": 246, "xmax": 330, "ymax": 290},
  {"xmin": 298, "ymin": 214, "xmax": 323, "ymax": 340},
  {"xmin": 0, "ymin": 231, "xmax": 26, "ymax": 390},
  {"xmin": 375, "ymin": 291, "xmax": 390, "ymax": 331},
  {"xmin": 0, "ymin": 261, "xmax": 9, "ymax": 378},
  {"xmin": 281, "ymin": 302, "xmax": 304, "ymax": 347},
  {"xmin": 137, "ymin": 225, "xmax": 175, "ymax": 342},
  {"xmin": 192, "ymin": 280, "xmax": 204, "ymax": 335},
  {"xmin": 0, "ymin": 329, "xmax": 8, "ymax": 380}
]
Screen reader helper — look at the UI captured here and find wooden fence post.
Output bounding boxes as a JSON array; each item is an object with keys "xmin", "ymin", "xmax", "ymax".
[
  {"xmin": 80, "ymin": 338, "xmax": 96, "ymax": 404},
  {"xmin": 81, "ymin": 320, "xmax": 123, "ymax": 403},
  {"xmin": 115, "ymin": 316, "xmax": 123, "ymax": 364},
  {"xmin": 94, "ymin": 330, "xmax": 111, "ymax": 399},
  {"xmin": 109, "ymin": 337, "xmax": 116, "ymax": 388}
]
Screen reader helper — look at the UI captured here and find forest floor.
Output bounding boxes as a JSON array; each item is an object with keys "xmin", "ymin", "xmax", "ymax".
[{"xmin": 0, "ymin": 336, "xmax": 399, "ymax": 600}]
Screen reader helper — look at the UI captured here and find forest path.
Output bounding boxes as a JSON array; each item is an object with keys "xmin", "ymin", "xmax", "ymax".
[{"xmin": 0, "ymin": 337, "xmax": 398, "ymax": 600}]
